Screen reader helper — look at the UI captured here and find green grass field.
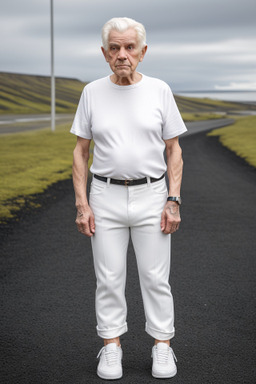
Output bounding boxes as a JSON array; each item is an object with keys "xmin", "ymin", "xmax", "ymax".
[
  {"xmin": 0, "ymin": 72, "xmax": 86, "ymax": 115},
  {"xmin": 0, "ymin": 124, "xmax": 93, "ymax": 221},
  {"xmin": 208, "ymin": 115, "xmax": 256, "ymax": 168},
  {"xmin": 1, "ymin": 72, "xmax": 256, "ymax": 223},
  {"xmin": 181, "ymin": 112, "xmax": 226, "ymax": 121},
  {"xmin": 1, "ymin": 72, "xmax": 255, "ymax": 116},
  {"xmin": 174, "ymin": 94, "xmax": 255, "ymax": 114},
  {"xmin": 1, "ymin": 116, "xmax": 255, "ymax": 223}
]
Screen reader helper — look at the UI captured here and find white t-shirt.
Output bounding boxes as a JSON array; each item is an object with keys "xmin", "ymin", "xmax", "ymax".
[{"xmin": 70, "ymin": 74, "xmax": 187, "ymax": 179}]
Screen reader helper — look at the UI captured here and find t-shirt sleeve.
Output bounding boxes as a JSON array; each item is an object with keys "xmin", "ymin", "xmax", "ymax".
[
  {"xmin": 70, "ymin": 87, "xmax": 92, "ymax": 139},
  {"xmin": 162, "ymin": 85, "xmax": 187, "ymax": 140}
]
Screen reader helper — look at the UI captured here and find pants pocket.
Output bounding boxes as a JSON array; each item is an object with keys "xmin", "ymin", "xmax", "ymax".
[
  {"xmin": 150, "ymin": 179, "xmax": 168, "ymax": 196},
  {"xmin": 90, "ymin": 179, "xmax": 108, "ymax": 196}
]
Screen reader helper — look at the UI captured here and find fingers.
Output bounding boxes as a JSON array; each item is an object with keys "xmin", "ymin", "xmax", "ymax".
[
  {"xmin": 76, "ymin": 219, "xmax": 92, "ymax": 237},
  {"xmin": 89, "ymin": 215, "xmax": 95, "ymax": 235},
  {"xmin": 161, "ymin": 210, "xmax": 181, "ymax": 234},
  {"xmin": 163, "ymin": 222, "xmax": 180, "ymax": 234},
  {"xmin": 160, "ymin": 211, "xmax": 166, "ymax": 232},
  {"xmin": 75, "ymin": 211, "xmax": 95, "ymax": 237}
]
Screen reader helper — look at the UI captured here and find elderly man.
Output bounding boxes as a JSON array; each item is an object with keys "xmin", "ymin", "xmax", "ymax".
[{"xmin": 71, "ymin": 17, "xmax": 187, "ymax": 380}]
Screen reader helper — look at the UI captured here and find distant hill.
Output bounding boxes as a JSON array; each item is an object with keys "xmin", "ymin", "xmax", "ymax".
[
  {"xmin": 0, "ymin": 72, "xmax": 254, "ymax": 116},
  {"xmin": 0, "ymin": 72, "xmax": 86, "ymax": 115},
  {"xmin": 174, "ymin": 94, "xmax": 256, "ymax": 114}
]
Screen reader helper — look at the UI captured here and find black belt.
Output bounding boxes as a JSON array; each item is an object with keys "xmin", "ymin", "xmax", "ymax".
[{"xmin": 94, "ymin": 173, "xmax": 165, "ymax": 186}]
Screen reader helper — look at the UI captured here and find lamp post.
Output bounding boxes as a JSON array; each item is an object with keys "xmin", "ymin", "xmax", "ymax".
[{"xmin": 50, "ymin": 0, "xmax": 55, "ymax": 132}]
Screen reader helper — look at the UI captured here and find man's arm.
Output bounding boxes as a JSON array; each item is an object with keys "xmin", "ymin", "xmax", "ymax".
[
  {"xmin": 160, "ymin": 136, "xmax": 183, "ymax": 234},
  {"xmin": 72, "ymin": 136, "xmax": 95, "ymax": 237}
]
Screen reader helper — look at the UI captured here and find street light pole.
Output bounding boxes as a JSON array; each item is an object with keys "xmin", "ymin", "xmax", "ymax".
[{"xmin": 50, "ymin": 0, "xmax": 55, "ymax": 132}]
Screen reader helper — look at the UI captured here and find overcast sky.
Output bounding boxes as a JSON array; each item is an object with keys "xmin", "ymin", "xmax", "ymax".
[{"xmin": 1, "ymin": 0, "xmax": 256, "ymax": 91}]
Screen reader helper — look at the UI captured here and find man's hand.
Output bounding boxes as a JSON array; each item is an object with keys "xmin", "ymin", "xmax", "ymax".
[
  {"xmin": 75, "ymin": 205, "xmax": 95, "ymax": 237},
  {"xmin": 161, "ymin": 201, "xmax": 181, "ymax": 234}
]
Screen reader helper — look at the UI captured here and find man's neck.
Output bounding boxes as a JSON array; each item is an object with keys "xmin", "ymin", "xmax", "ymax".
[{"xmin": 110, "ymin": 72, "xmax": 142, "ymax": 86}]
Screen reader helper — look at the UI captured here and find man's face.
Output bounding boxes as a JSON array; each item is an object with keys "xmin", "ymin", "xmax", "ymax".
[{"xmin": 101, "ymin": 28, "xmax": 147, "ymax": 79}]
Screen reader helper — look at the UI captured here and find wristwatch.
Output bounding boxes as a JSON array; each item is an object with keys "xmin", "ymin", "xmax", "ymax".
[{"xmin": 167, "ymin": 196, "xmax": 182, "ymax": 205}]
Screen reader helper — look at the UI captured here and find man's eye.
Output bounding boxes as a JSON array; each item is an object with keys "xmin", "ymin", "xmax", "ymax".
[
  {"xmin": 110, "ymin": 47, "xmax": 117, "ymax": 51},
  {"xmin": 127, "ymin": 46, "xmax": 133, "ymax": 50}
]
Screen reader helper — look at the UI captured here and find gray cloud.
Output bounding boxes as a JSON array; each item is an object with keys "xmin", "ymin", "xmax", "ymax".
[{"xmin": 1, "ymin": 0, "xmax": 256, "ymax": 91}]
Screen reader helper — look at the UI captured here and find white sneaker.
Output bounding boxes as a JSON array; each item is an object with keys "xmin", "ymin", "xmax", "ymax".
[
  {"xmin": 152, "ymin": 342, "xmax": 177, "ymax": 379},
  {"xmin": 97, "ymin": 343, "xmax": 123, "ymax": 380}
]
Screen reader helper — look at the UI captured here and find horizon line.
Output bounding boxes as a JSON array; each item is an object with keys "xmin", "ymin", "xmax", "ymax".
[
  {"xmin": 174, "ymin": 89, "xmax": 256, "ymax": 93},
  {"xmin": 1, "ymin": 71, "xmax": 256, "ymax": 93}
]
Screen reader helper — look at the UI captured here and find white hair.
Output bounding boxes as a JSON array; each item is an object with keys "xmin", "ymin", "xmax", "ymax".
[{"xmin": 101, "ymin": 17, "xmax": 147, "ymax": 50}]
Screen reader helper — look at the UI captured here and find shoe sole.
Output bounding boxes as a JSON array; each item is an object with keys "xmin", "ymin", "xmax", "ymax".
[
  {"xmin": 97, "ymin": 370, "xmax": 123, "ymax": 380},
  {"xmin": 152, "ymin": 368, "xmax": 177, "ymax": 379}
]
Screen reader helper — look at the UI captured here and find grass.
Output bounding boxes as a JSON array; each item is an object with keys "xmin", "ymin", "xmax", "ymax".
[
  {"xmin": 0, "ymin": 124, "xmax": 93, "ymax": 221},
  {"xmin": 208, "ymin": 115, "xmax": 256, "ymax": 168},
  {"xmin": 1, "ymin": 115, "xmax": 255, "ymax": 223},
  {"xmin": 174, "ymin": 94, "xmax": 256, "ymax": 114},
  {"xmin": 0, "ymin": 72, "xmax": 86, "ymax": 115},
  {"xmin": 1, "ymin": 72, "xmax": 255, "ymax": 116},
  {"xmin": 1, "ymin": 72, "xmax": 256, "ymax": 222},
  {"xmin": 181, "ymin": 112, "xmax": 227, "ymax": 122}
]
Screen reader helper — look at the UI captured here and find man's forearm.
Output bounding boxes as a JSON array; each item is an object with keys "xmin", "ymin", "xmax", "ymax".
[
  {"xmin": 160, "ymin": 138, "xmax": 183, "ymax": 234},
  {"xmin": 72, "ymin": 138, "xmax": 95, "ymax": 237},
  {"xmin": 72, "ymin": 145, "xmax": 90, "ymax": 211},
  {"xmin": 166, "ymin": 143, "xmax": 183, "ymax": 196}
]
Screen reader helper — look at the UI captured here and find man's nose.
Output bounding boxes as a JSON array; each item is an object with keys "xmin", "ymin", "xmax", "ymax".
[{"xmin": 117, "ymin": 47, "xmax": 127, "ymax": 60}]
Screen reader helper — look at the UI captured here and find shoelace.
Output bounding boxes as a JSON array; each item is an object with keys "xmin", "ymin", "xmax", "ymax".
[
  {"xmin": 97, "ymin": 346, "xmax": 120, "ymax": 366},
  {"xmin": 152, "ymin": 346, "xmax": 177, "ymax": 365}
]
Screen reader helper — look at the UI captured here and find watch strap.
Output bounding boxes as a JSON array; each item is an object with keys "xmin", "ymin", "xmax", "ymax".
[{"xmin": 167, "ymin": 196, "xmax": 182, "ymax": 205}]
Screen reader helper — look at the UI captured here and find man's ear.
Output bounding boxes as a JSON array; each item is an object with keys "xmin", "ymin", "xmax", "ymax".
[
  {"xmin": 101, "ymin": 47, "xmax": 109, "ymax": 62},
  {"xmin": 139, "ymin": 45, "xmax": 148, "ymax": 62}
]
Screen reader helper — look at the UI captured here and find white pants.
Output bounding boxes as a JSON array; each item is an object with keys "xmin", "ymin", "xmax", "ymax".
[{"xmin": 89, "ymin": 176, "xmax": 175, "ymax": 341}]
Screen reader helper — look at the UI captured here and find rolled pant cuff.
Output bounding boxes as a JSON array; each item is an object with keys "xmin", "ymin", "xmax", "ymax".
[
  {"xmin": 96, "ymin": 322, "xmax": 128, "ymax": 339},
  {"xmin": 145, "ymin": 323, "xmax": 175, "ymax": 340}
]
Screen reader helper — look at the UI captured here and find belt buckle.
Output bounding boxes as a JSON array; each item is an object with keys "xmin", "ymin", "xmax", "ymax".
[{"xmin": 124, "ymin": 178, "xmax": 133, "ymax": 186}]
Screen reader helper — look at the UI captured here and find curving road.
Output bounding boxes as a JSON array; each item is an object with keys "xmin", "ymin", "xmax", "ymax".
[
  {"xmin": 1, "ymin": 120, "xmax": 256, "ymax": 383},
  {"xmin": 0, "ymin": 113, "xmax": 234, "ymax": 136},
  {"xmin": 0, "ymin": 113, "xmax": 75, "ymax": 134}
]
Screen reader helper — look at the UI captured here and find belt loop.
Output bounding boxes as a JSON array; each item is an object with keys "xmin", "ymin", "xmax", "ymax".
[
  {"xmin": 107, "ymin": 177, "xmax": 111, "ymax": 187},
  {"xmin": 147, "ymin": 176, "xmax": 151, "ymax": 186}
]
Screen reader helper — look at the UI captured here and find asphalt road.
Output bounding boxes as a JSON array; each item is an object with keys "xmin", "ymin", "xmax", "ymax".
[
  {"xmin": 182, "ymin": 118, "xmax": 234, "ymax": 136},
  {"xmin": 0, "ymin": 114, "xmax": 74, "ymax": 134},
  {"xmin": 0, "ymin": 113, "xmax": 234, "ymax": 137},
  {"xmin": 1, "ymin": 124, "xmax": 256, "ymax": 383}
]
